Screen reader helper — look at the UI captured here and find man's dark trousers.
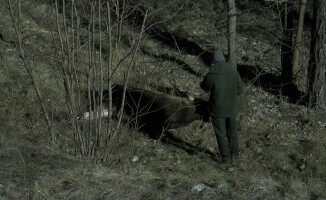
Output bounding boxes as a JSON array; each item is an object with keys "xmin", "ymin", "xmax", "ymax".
[{"xmin": 211, "ymin": 116, "xmax": 239, "ymax": 163}]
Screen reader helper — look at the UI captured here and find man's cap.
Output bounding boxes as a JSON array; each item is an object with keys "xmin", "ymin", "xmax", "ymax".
[{"xmin": 212, "ymin": 50, "xmax": 225, "ymax": 63}]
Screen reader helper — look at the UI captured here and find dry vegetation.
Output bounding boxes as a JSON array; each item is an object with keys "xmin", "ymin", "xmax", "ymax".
[{"xmin": 0, "ymin": 0, "xmax": 326, "ymax": 199}]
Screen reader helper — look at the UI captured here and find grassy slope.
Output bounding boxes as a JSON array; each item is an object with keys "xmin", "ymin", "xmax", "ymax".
[{"xmin": 1, "ymin": 1, "xmax": 326, "ymax": 199}]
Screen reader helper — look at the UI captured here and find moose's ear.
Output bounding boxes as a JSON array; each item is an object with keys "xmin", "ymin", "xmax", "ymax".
[{"xmin": 187, "ymin": 94, "xmax": 194, "ymax": 101}]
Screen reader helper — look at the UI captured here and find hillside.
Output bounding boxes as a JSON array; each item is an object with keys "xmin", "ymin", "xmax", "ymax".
[{"xmin": 1, "ymin": 1, "xmax": 326, "ymax": 199}]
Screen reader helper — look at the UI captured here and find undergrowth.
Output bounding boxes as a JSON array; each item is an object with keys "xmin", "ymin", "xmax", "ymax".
[{"xmin": 1, "ymin": 0, "xmax": 325, "ymax": 199}]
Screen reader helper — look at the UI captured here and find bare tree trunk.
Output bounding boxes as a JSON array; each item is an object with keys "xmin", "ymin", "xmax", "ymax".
[
  {"xmin": 292, "ymin": 0, "xmax": 306, "ymax": 78},
  {"xmin": 111, "ymin": 9, "xmax": 148, "ymax": 140},
  {"xmin": 106, "ymin": 1, "xmax": 113, "ymax": 148},
  {"xmin": 94, "ymin": 0, "xmax": 104, "ymax": 160},
  {"xmin": 308, "ymin": 0, "xmax": 326, "ymax": 109},
  {"xmin": 8, "ymin": 0, "xmax": 56, "ymax": 144},
  {"xmin": 115, "ymin": 0, "xmax": 126, "ymax": 48},
  {"xmin": 228, "ymin": 0, "xmax": 237, "ymax": 69},
  {"xmin": 281, "ymin": 2, "xmax": 294, "ymax": 82}
]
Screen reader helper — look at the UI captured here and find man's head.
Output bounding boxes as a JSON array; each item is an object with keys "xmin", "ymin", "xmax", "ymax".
[{"xmin": 212, "ymin": 50, "xmax": 225, "ymax": 64}]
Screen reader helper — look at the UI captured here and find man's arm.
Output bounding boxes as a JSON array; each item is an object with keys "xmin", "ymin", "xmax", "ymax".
[{"xmin": 200, "ymin": 73, "xmax": 213, "ymax": 92}]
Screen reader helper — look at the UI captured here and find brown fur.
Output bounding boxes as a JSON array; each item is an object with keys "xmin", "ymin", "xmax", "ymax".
[{"xmin": 104, "ymin": 85, "xmax": 209, "ymax": 137}]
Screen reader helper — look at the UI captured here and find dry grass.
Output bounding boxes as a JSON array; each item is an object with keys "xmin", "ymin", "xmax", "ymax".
[
  {"xmin": 1, "ymin": 98, "xmax": 325, "ymax": 199},
  {"xmin": 1, "ymin": 0, "xmax": 326, "ymax": 199}
]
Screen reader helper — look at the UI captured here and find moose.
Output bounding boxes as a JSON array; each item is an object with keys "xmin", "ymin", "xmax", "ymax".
[
  {"xmin": 82, "ymin": 84, "xmax": 210, "ymax": 137},
  {"xmin": 81, "ymin": 84, "xmax": 247, "ymax": 138}
]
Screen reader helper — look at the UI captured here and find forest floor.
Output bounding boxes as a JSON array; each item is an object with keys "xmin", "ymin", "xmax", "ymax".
[{"xmin": 1, "ymin": 0, "xmax": 326, "ymax": 199}]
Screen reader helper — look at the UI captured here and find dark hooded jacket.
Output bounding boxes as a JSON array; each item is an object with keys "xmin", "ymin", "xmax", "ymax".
[{"xmin": 200, "ymin": 51, "xmax": 243, "ymax": 117}]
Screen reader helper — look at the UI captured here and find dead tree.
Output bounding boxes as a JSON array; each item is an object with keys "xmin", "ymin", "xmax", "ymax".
[
  {"xmin": 292, "ymin": 0, "xmax": 307, "ymax": 78},
  {"xmin": 281, "ymin": 1, "xmax": 295, "ymax": 82},
  {"xmin": 307, "ymin": 0, "xmax": 326, "ymax": 109},
  {"xmin": 228, "ymin": 0, "xmax": 237, "ymax": 69}
]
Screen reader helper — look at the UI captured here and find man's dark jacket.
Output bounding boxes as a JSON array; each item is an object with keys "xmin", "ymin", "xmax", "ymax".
[{"xmin": 201, "ymin": 61, "xmax": 244, "ymax": 118}]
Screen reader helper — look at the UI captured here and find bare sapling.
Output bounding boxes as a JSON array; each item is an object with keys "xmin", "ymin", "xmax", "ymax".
[
  {"xmin": 8, "ymin": 0, "xmax": 56, "ymax": 144},
  {"xmin": 105, "ymin": 0, "xmax": 113, "ymax": 149},
  {"xmin": 110, "ymin": 9, "xmax": 148, "ymax": 141}
]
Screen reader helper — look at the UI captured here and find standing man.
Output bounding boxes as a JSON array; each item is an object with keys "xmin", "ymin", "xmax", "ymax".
[{"xmin": 201, "ymin": 50, "xmax": 244, "ymax": 164}]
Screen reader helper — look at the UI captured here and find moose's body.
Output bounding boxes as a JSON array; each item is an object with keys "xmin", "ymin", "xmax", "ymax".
[
  {"xmin": 105, "ymin": 85, "xmax": 209, "ymax": 136},
  {"xmin": 82, "ymin": 84, "xmax": 247, "ymax": 138}
]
